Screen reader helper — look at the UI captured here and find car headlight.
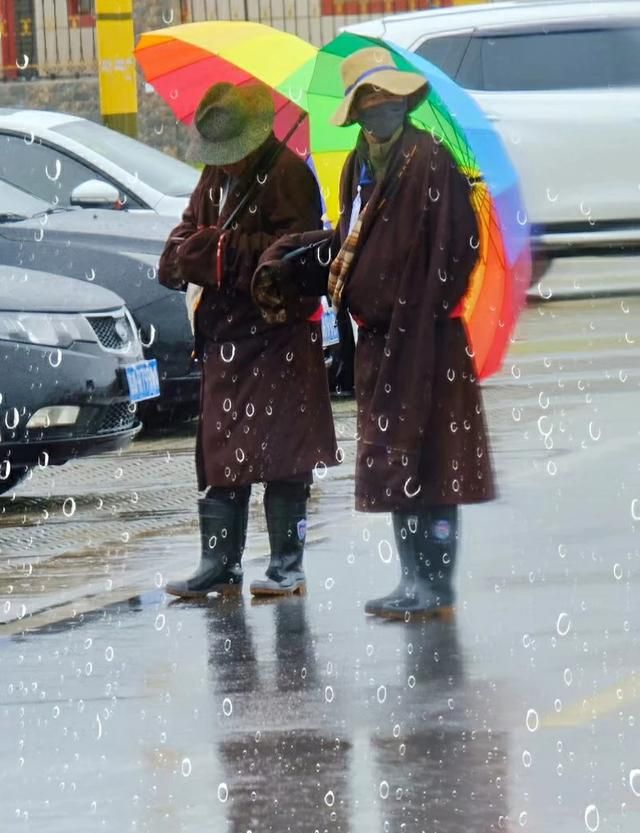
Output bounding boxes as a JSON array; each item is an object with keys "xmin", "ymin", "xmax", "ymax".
[{"xmin": 0, "ymin": 312, "xmax": 96, "ymax": 348}]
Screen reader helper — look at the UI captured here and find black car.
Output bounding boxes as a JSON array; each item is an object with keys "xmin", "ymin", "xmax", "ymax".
[
  {"xmin": 0, "ymin": 180, "xmax": 198, "ymax": 421},
  {"xmin": 0, "ymin": 266, "xmax": 154, "ymax": 495}
]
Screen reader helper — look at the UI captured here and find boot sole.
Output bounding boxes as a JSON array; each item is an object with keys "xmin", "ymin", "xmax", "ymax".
[
  {"xmin": 249, "ymin": 583, "xmax": 306, "ymax": 598},
  {"xmin": 165, "ymin": 583, "xmax": 243, "ymax": 600},
  {"xmin": 366, "ymin": 606, "xmax": 455, "ymax": 623}
]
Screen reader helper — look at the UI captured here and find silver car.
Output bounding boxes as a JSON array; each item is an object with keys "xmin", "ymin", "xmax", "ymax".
[
  {"xmin": 0, "ymin": 109, "xmax": 199, "ymax": 217},
  {"xmin": 346, "ymin": 0, "xmax": 640, "ymax": 295}
]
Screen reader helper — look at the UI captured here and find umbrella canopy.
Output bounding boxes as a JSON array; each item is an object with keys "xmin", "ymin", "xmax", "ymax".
[
  {"xmin": 134, "ymin": 21, "xmax": 315, "ymax": 157},
  {"xmin": 283, "ymin": 31, "xmax": 531, "ymax": 379}
]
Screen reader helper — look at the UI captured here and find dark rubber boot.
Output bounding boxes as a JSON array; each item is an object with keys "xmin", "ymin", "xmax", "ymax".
[
  {"xmin": 165, "ymin": 495, "xmax": 248, "ymax": 599},
  {"xmin": 364, "ymin": 508, "xmax": 458, "ymax": 621},
  {"xmin": 250, "ymin": 483, "xmax": 307, "ymax": 597}
]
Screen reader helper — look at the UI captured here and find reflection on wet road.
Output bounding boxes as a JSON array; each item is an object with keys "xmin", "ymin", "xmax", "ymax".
[{"xmin": 1, "ymin": 297, "xmax": 639, "ymax": 832}]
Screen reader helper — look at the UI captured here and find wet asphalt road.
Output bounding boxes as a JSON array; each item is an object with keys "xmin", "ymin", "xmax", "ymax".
[{"xmin": 1, "ymin": 296, "xmax": 639, "ymax": 833}]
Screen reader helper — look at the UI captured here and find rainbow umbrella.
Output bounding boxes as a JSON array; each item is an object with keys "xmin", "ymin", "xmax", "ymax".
[
  {"xmin": 283, "ymin": 31, "xmax": 531, "ymax": 379},
  {"xmin": 134, "ymin": 21, "xmax": 316, "ymax": 159}
]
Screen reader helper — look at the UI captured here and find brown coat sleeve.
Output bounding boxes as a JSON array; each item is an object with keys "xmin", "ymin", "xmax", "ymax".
[
  {"xmin": 221, "ymin": 157, "xmax": 323, "ymax": 296},
  {"xmin": 157, "ymin": 174, "xmax": 220, "ymax": 290},
  {"xmin": 431, "ymin": 163, "xmax": 480, "ymax": 318}
]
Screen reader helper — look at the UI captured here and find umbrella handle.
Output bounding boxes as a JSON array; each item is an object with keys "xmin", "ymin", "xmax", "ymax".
[{"xmin": 281, "ymin": 239, "xmax": 328, "ymax": 262}]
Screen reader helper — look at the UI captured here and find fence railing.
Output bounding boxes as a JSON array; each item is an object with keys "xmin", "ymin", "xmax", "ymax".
[{"xmin": 0, "ymin": 0, "xmax": 458, "ymax": 79}]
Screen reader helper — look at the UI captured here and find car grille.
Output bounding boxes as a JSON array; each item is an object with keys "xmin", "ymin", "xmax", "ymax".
[
  {"xmin": 86, "ymin": 313, "xmax": 135, "ymax": 353},
  {"xmin": 96, "ymin": 402, "xmax": 137, "ymax": 434}
]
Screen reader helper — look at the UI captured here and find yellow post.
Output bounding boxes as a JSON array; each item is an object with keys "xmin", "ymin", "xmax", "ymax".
[{"xmin": 95, "ymin": 0, "xmax": 138, "ymax": 138}]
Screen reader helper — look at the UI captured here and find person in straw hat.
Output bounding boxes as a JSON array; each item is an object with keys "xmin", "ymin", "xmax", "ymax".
[
  {"xmin": 252, "ymin": 47, "xmax": 496, "ymax": 621},
  {"xmin": 158, "ymin": 81, "xmax": 337, "ymax": 600}
]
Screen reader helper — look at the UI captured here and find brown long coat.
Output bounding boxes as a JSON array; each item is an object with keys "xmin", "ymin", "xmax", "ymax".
[
  {"xmin": 256, "ymin": 125, "xmax": 495, "ymax": 512},
  {"xmin": 158, "ymin": 138, "xmax": 337, "ymax": 489}
]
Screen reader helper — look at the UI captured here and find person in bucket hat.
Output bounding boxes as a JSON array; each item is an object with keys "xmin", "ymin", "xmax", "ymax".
[
  {"xmin": 330, "ymin": 45, "xmax": 428, "ymax": 129},
  {"xmin": 185, "ymin": 82, "xmax": 275, "ymax": 166},
  {"xmin": 252, "ymin": 49, "xmax": 496, "ymax": 622},
  {"xmin": 158, "ymin": 81, "xmax": 337, "ymax": 601}
]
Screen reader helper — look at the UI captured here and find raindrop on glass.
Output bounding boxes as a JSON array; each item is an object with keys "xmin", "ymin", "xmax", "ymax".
[
  {"xmin": 556, "ymin": 612, "xmax": 571, "ymax": 636},
  {"xmin": 377, "ymin": 539, "xmax": 393, "ymax": 564},
  {"xmin": 584, "ymin": 804, "xmax": 599, "ymax": 832},
  {"xmin": 526, "ymin": 708, "xmax": 539, "ymax": 732}
]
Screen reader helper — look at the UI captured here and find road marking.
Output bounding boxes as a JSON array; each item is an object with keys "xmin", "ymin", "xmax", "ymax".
[{"xmin": 542, "ymin": 674, "xmax": 639, "ymax": 728}]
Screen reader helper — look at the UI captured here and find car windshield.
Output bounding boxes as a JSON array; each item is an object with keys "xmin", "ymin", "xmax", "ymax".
[
  {"xmin": 51, "ymin": 120, "xmax": 200, "ymax": 198},
  {"xmin": 0, "ymin": 178, "xmax": 51, "ymax": 220}
]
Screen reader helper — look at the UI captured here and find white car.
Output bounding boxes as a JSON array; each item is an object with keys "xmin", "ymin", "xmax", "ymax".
[
  {"xmin": 346, "ymin": 0, "xmax": 640, "ymax": 293},
  {"xmin": 0, "ymin": 109, "xmax": 199, "ymax": 217}
]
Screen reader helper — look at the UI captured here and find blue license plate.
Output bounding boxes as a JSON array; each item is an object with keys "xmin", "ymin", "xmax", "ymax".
[
  {"xmin": 125, "ymin": 359, "xmax": 160, "ymax": 403},
  {"xmin": 321, "ymin": 307, "xmax": 340, "ymax": 348}
]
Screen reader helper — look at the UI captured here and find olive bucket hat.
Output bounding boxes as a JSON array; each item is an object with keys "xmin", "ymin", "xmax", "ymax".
[{"xmin": 186, "ymin": 81, "xmax": 275, "ymax": 166}]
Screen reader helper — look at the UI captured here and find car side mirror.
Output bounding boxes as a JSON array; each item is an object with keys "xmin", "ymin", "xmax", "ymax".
[{"xmin": 70, "ymin": 179, "xmax": 121, "ymax": 209}]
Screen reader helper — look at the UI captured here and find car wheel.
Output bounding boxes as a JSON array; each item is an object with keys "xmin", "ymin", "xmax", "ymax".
[{"xmin": 0, "ymin": 465, "xmax": 30, "ymax": 496}]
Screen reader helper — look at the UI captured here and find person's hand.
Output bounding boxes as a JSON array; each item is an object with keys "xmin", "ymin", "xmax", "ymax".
[{"xmin": 251, "ymin": 258, "xmax": 296, "ymax": 324}]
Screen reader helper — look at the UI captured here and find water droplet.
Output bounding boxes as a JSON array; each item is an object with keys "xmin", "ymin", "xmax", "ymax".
[
  {"xmin": 526, "ymin": 708, "xmax": 539, "ymax": 732},
  {"xmin": 376, "ymin": 685, "xmax": 387, "ymax": 704},
  {"xmin": 5, "ymin": 408, "xmax": 19, "ymax": 430},
  {"xmin": 181, "ymin": 758, "xmax": 192, "ymax": 777},
  {"xmin": 376, "ymin": 539, "xmax": 393, "ymax": 564},
  {"xmin": 217, "ymin": 782, "xmax": 228, "ymax": 802},
  {"xmin": 584, "ymin": 804, "xmax": 599, "ymax": 831},
  {"xmin": 324, "ymin": 790, "xmax": 335, "ymax": 807},
  {"xmin": 314, "ymin": 460, "xmax": 327, "ymax": 479},
  {"xmin": 613, "ymin": 563, "xmax": 623, "ymax": 581},
  {"xmin": 324, "ymin": 685, "xmax": 334, "ymax": 703},
  {"xmin": 62, "ymin": 497, "xmax": 76, "ymax": 518},
  {"xmin": 16, "ymin": 54, "xmax": 29, "ymax": 69},
  {"xmin": 222, "ymin": 697, "xmax": 233, "ymax": 717},
  {"xmin": 105, "ymin": 646, "xmax": 114, "ymax": 662},
  {"xmin": 379, "ymin": 780, "xmax": 390, "ymax": 799},
  {"xmin": 631, "ymin": 499, "xmax": 640, "ymax": 521},
  {"xmin": 45, "ymin": 159, "xmax": 62, "ymax": 182},
  {"xmin": 49, "ymin": 349, "xmax": 62, "ymax": 368},
  {"xmin": 324, "ymin": 577, "xmax": 335, "ymax": 590},
  {"xmin": 629, "ymin": 769, "xmax": 640, "ymax": 797},
  {"xmin": 522, "ymin": 750, "xmax": 532, "ymax": 768},
  {"xmin": 556, "ymin": 612, "xmax": 571, "ymax": 636},
  {"xmin": 154, "ymin": 613, "xmax": 165, "ymax": 631},
  {"xmin": 403, "ymin": 478, "xmax": 422, "ymax": 498},
  {"xmin": 220, "ymin": 342, "xmax": 236, "ymax": 363}
]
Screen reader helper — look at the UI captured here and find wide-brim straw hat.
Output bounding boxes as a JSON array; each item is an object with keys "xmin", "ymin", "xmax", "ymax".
[
  {"xmin": 331, "ymin": 46, "xmax": 428, "ymax": 128},
  {"xmin": 186, "ymin": 81, "xmax": 274, "ymax": 166}
]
